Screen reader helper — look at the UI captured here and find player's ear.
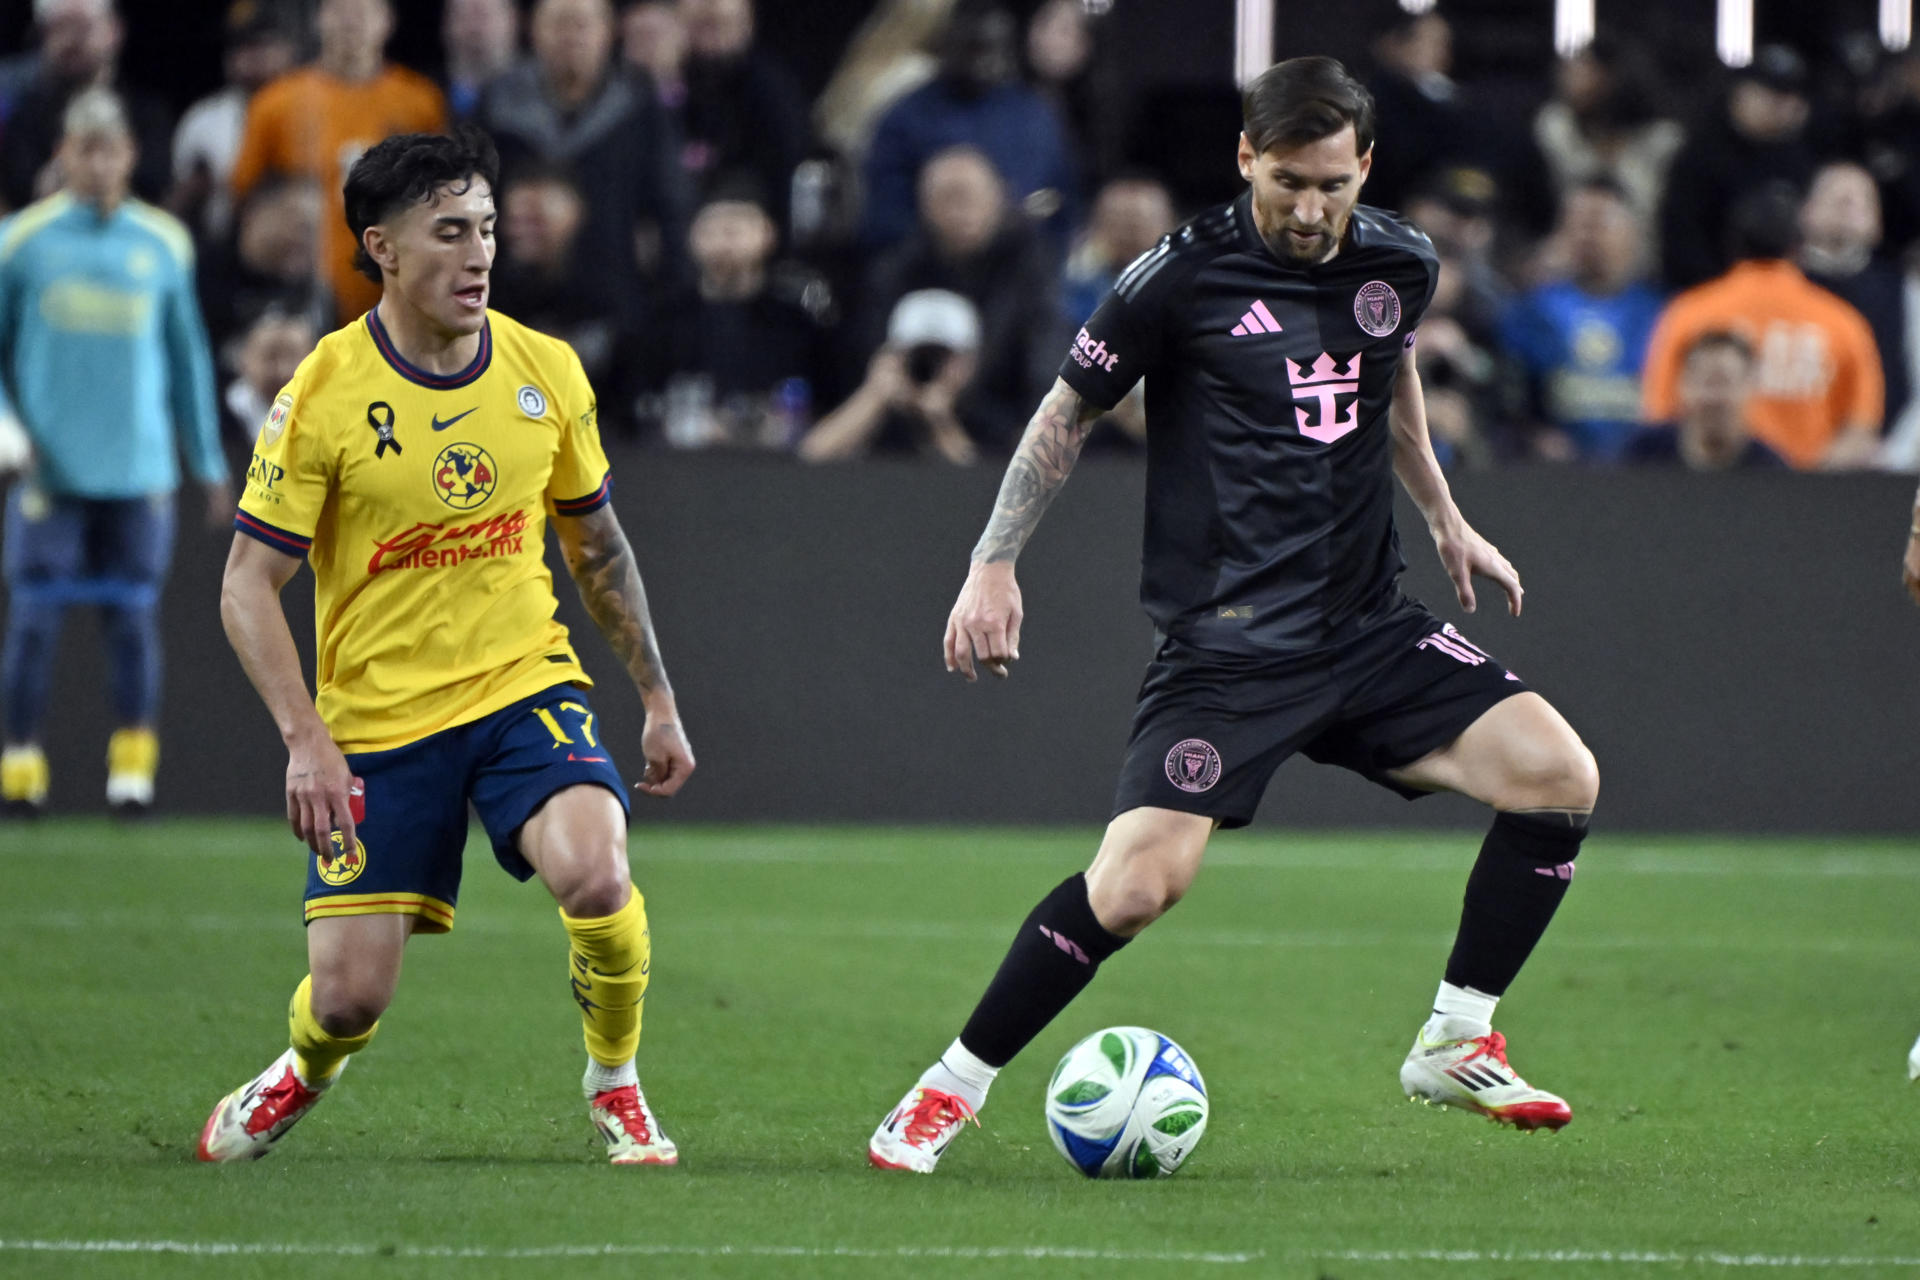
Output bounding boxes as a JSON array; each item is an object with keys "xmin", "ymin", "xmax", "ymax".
[
  {"xmin": 1356, "ymin": 145, "xmax": 1374, "ymax": 185},
  {"xmin": 1236, "ymin": 131, "xmax": 1256, "ymax": 183},
  {"xmin": 363, "ymin": 225, "xmax": 396, "ymax": 278},
  {"xmin": 1236, "ymin": 131, "xmax": 1267, "ymax": 182}
]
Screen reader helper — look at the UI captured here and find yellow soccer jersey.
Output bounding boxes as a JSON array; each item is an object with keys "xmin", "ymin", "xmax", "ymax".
[{"xmin": 236, "ymin": 307, "xmax": 613, "ymax": 753}]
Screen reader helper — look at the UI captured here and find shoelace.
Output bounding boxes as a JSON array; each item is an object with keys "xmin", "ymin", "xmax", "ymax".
[
  {"xmin": 245, "ymin": 1070, "xmax": 318, "ymax": 1135},
  {"xmin": 1462, "ymin": 1031, "xmax": 1511, "ymax": 1068},
  {"xmin": 597, "ymin": 1088, "xmax": 655, "ymax": 1144},
  {"xmin": 899, "ymin": 1089, "xmax": 978, "ymax": 1148}
]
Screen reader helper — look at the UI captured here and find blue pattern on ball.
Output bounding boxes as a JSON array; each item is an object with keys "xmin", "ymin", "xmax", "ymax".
[
  {"xmin": 1049, "ymin": 1118, "xmax": 1120, "ymax": 1175},
  {"xmin": 1142, "ymin": 1034, "xmax": 1206, "ymax": 1093}
]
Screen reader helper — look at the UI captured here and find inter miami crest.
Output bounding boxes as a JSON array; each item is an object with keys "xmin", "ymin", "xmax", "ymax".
[
  {"xmin": 1353, "ymin": 281, "xmax": 1402, "ymax": 337},
  {"xmin": 1164, "ymin": 738, "xmax": 1223, "ymax": 793}
]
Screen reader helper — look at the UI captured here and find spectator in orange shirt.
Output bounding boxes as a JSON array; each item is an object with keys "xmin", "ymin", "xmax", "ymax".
[
  {"xmin": 230, "ymin": 0, "xmax": 446, "ymax": 323},
  {"xmin": 1641, "ymin": 184, "xmax": 1883, "ymax": 470}
]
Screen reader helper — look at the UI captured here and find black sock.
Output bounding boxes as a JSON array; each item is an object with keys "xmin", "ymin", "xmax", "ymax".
[
  {"xmin": 957, "ymin": 873, "xmax": 1130, "ymax": 1068},
  {"xmin": 1443, "ymin": 811, "xmax": 1589, "ymax": 997}
]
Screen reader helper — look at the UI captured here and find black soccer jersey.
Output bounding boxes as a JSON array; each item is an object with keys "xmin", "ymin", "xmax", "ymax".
[{"xmin": 1058, "ymin": 192, "xmax": 1440, "ymax": 655}]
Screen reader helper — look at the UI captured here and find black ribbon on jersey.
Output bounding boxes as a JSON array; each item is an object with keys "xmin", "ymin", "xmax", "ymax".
[{"xmin": 367, "ymin": 401, "xmax": 401, "ymax": 457}]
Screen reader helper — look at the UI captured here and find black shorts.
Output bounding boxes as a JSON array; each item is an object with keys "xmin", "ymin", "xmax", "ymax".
[{"xmin": 1113, "ymin": 597, "xmax": 1529, "ymax": 828}]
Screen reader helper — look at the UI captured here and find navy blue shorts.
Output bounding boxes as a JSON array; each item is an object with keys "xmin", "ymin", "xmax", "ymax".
[
  {"xmin": 1113, "ymin": 596, "xmax": 1529, "ymax": 829},
  {"xmin": 303, "ymin": 685, "xmax": 630, "ymax": 933}
]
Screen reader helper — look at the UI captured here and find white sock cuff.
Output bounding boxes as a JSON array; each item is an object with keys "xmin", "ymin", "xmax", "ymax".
[
  {"xmin": 916, "ymin": 1037, "xmax": 999, "ymax": 1114},
  {"xmin": 583, "ymin": 1057, "xmax": 639, "ymax": 1095},
  {"xmin": 940, "ymin": 1038, "xmax": 999, "ymax": 1089},
  {"xmin": 1432, "ymin": 981, "xmax": 1499, "ymax": 1026}
]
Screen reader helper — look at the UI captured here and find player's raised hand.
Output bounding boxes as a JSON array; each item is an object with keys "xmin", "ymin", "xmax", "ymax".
[
  {"xmin": 945, "ymin": 560, "xmax": 1022, "ymax": 681},
  {"xmin": 636, "ymin": 714, "xmax": 695, "ymax": 798},
  {"xmin": 1433, "ymin": 518, "xmax": 1523, "ymax": 618},
  {"xmin": 284, "ymin": 725, "xmax": 356, "ymax": 857}
]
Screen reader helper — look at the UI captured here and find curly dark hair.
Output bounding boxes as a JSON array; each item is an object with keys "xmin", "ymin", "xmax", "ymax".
[{"xmin": 343, "ymin": 124, "xmax": 501, "ymax": 283}]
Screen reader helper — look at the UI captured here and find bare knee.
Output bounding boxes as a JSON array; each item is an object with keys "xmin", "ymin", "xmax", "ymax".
[
  {"xmin": 1086, "ymin": 844, "xmax": 1198, "ymax": 936},
  {"xmin": 307, "ymin": 978, "xmax": 388, "ymax": 1038},
  {"xmin": 554, "ymin": 851, "xmax": 632, "ymax": 918},
  {"xmin": 521, "ymin": 787, "xmax": 632, "ymax": 917},
  {"xmin": 305, "ymin": 915, "xmax": 406, "ymax": 1036},
  {"xmin": 1503, "ymin": 738, "xmax": 1600, "ymax": 812}
]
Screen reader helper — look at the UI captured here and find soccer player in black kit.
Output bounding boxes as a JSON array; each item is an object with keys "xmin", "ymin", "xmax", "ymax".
[{"xmin": 868, "ymin": 57, "xmax": 1600, "ymax": 1174}]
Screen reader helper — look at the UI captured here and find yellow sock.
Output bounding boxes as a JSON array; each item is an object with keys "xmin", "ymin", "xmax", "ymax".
[
  {"xmin": 288, "ymin": 974, "xmax": 377, "ymax": 1083},
  {"xmin": 559, "ymin": 889, "xmax": 649, "ymax": 1066},
  {"xmin": 106, "ymin": 727, "xmax": 158, "ymax": 779}
]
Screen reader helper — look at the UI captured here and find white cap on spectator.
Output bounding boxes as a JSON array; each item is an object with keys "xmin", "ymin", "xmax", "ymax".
[
  {"xmin": 887, "ymin": 289, "xmax": 981, "ymax": 352},
  {"xmin": 62, "ymin": 86, "xmax": 129, "ymax": 140}
]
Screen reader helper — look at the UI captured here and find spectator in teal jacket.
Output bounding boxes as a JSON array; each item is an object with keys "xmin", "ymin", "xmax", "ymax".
[{"xmin": 0, "ymin": 87, "xmax": 226, "ymax": 819}]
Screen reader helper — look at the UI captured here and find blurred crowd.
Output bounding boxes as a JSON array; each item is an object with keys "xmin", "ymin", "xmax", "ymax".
[{"xmin": 5, "ymin": 0, "xmax": 1920, "ymax": 471}]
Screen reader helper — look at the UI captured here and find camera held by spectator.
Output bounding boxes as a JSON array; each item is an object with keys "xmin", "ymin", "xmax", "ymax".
[{"xmin": 800, "ymin": 288, "xmax": 981, "ymax": 464}]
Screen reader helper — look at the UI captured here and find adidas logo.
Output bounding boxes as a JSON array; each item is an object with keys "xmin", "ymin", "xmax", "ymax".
[
  {"xmin": 1229, "ymin": 299, "xmax": 1283, "ymax": 336},
  {"xmin": 1446, "ymin": 1063, "xmax": 1514, "ymax": 1092}
]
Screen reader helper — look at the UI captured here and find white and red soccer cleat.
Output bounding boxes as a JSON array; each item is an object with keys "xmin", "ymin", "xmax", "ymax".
[
  {"xmin": 589, "ymin": 1085, "xmax": 677, "ymax": 1165},
  {"xmin": 1400, "ymin": 1029, "xmax": 1572, "ymax": 1131},
  {"xmin": 868, "ymin": 1085, "xmax": 979, "ymax": 1173},
  {"xmin": 196, "ymin": 1048, "xmax": 336, "ymax": 1162}
]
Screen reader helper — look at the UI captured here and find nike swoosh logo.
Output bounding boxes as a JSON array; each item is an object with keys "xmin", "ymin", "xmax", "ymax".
[
  {"xmin": 431, "ymin": 408, "xmax": 477, "ymax": 431},
  {"xmin": 568, "ymin": 753, "xmax": 608, "ymax": 763}
]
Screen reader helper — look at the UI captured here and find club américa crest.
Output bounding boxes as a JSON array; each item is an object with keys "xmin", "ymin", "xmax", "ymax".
[
  {"xmin": 1354, "ymin": 280, "xmax": 1402, "ymax": 337},
  {"xmin": 434, "ymin": 441, "xmax": 497, "ymax": 510},
  {"xmin": 1165, "ymin": 738, "xmax": 1223, "ymax": 793},
  {"xmin": 316, "ymin": 830, "xmax": 369, "ymax": 886}
]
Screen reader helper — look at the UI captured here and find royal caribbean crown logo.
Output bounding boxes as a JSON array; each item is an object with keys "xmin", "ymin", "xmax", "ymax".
[{"xmin": 433, "ymin": 442, "xmax": 497, "ymax": 510}]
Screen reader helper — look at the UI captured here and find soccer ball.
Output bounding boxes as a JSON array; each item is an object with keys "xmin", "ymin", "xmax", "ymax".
[{"xmin": 1044, "ymin": 1026, "xmax": 1208, "ymax": 1179}]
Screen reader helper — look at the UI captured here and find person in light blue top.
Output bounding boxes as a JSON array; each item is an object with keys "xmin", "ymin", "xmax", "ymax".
[
  {"xmin": 0, "ymin": 86, "xmax": 227, "ymax": 818},
  {"xmin": 1499, "ymin": 177, "xmax": 1666, "ymax": 462}
]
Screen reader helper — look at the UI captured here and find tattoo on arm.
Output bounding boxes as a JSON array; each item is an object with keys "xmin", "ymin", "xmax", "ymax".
[
  {"xmin": 562, "ymin": 508, "xmax": 671, "ymax": 702},
  {"xmin": 972, "ymin": 380, "xmax": 1103, "ymax": 563}
]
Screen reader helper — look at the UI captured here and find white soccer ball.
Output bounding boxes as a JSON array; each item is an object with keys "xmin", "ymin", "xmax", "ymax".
[{"xmin": 1044, "ymin": 1026, "xmax": 1208, "ymax": 1179}]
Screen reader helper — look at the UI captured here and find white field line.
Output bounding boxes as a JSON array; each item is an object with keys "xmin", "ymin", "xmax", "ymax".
[
  {"xmin": 9, "ymin": 838, "xmax": 1919, "ymax": 877},
  {"xmin": 0, "ymin": 1239, "xmax": 1260, "ymax": 1265},
  {"xmin": 1321, "ymin": 1248, "xmax": 1920, "ymax": 1269},
  {"xmin": 2, "ymin": 908, "xmax": 1914, "ymax": 957},
  {"xmin": 7, "ymin": 1241, "xmax": 1920, "ymax": 1270}
]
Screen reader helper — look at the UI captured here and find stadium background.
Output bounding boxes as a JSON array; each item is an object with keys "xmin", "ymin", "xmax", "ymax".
[{"xmin": 0, "ymin": 0, "xmax": 1913, "ymax": 830}]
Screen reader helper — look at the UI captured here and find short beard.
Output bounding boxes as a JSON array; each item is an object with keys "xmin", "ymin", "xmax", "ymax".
[
  {"xmin": 1252, "ymin": 201, "xmax": 1342, "ymax": 266},
  {"xmin": 1264, "ymin": 229, "xmax": 1336, "ymax": 265}
]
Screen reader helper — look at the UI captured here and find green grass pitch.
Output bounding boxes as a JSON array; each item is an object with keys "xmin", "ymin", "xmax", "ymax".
[{"xmin": 3, "ymin": 820, "xmax": 1920, "ymax": 1278}]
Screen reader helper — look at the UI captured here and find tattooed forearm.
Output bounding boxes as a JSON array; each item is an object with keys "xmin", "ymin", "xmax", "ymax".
[
  {"xmin": 562, "ymin": 508, "xmax": 672, "ymax": 703},
  {"xmin": 971, "ymin": 379, "xmax": 1103, "ymax": 563}
]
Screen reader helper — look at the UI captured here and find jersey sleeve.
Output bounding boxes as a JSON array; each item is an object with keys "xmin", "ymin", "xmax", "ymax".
[
  {"xmin": 234, "ymin": 369, "xmax": 331, "ymax": 557},
  {"xmin": 1055, "ymin": 245, "xmax": 1176, "ymax": 411},
  {"xmin": 547, "ymin": 348, "xmax": 612, "ymax": 516}
]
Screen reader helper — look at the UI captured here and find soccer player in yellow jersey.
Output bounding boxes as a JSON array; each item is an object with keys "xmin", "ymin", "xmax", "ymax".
[{"xmin": 194, "ymin": 127, "xmax": 694, "ymax": 1166}]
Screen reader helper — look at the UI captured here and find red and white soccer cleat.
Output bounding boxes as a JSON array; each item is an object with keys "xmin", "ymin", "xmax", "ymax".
[
  {"xmin": 1399, "ymin": 1029, "xmax": 1572, "ymax": 1131},
  {"xmin": 589, "ymin": 1085, "xmax": 678, "ymax": 1165},
  {"xmin": 195, "ymin": 1048, "xmax": 337, "ymax": 1162},
  {"xmin": 868, "ymin": 1085, "xmax": 979, "ymax": 1173}
]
